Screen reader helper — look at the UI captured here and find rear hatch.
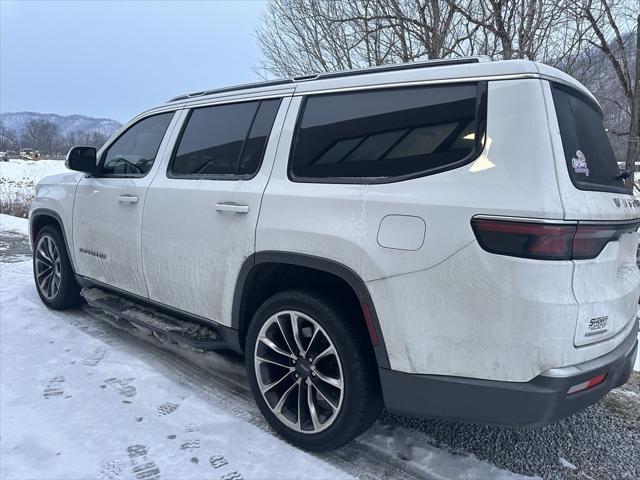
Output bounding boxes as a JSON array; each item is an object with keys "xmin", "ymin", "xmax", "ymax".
[{"xmin": 548, "ymin": 81, "xmax": 640, "ymax": 347}]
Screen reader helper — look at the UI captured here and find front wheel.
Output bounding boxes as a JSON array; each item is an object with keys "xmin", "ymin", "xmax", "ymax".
[
  {"xmin": 245, "ymin": 290, "xmax": 382, "ymax": 451},
  {"xmin": 33, "ymin": 225, "xmax": 81, "ymax": 309}
]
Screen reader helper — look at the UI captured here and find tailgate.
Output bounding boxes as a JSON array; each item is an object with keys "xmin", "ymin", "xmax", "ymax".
[
  {"xmin": 544, "ymin": 80, "xmax": 640, "ymax": 346},
  {"xmin": 572, "ymin": 224, "xmax": 640, "ymax": 346}
]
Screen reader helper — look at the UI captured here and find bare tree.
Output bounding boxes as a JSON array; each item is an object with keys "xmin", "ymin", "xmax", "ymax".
[
  {"xmin": 21, "ymin": 119, "xmax": 60, "ymax": 155},
  {"xmin": 570, "ymin": 0, "xmax": 638, "ymax": 177},
  {"xmin": 451, "ymin": 0, "xmax": 601, "ymax": 66},
  {"xmin": 256, "ymin": 0, "xmax": 367, "ymax": 77},
  {"xmin": 255, "ymin": 0, "xmax": 478, "ymax": 77},
  {"xmin": 60, "ymin": 130, "xmax": 109, "ymax": 153},
  {"xmin": 0, "ymin": 121, "xmax": 18, "ymax": 152},
  {"xmin": 256, "ymin": 0, "xmax": 588, "ymax": 78}
]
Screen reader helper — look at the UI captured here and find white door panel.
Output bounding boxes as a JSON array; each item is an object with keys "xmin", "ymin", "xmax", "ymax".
[
  {"xmin": 142, "ymin": 97, "xmax": 291, "ymax": 325},
  {"xmin": 142, "ymin": 179, "xmax": 255, "ymax": 322},
  {"xmin": 72, "ymin": 111, "xmax": 180, "ymax": 297},
  {"xmin": 72, "ymin": 178, "xmax": 149, "ymax": 295}
]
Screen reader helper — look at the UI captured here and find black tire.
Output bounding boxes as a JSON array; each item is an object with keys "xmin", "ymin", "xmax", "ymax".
[
  {"xmin": 245, "ymin": 289, "xmax": 382, "ymax": 451},
  {"xmin": 33, "ymin": 224, "xmax": 81, "ymax": 309}
]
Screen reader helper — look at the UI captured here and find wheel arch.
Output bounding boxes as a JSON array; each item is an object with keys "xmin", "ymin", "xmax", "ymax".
[
  {"xmin": 30, "ymin": 208, "xmax": 76, "ymax": 272},
  {"xmin": 233, "ymin": 251, "xmax": 390, "ymax": 369}
]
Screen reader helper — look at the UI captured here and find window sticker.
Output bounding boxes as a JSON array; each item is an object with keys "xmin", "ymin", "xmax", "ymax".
[{"xmin": 571, "ymin": 149, "xmax": 590, "ymax": 176}]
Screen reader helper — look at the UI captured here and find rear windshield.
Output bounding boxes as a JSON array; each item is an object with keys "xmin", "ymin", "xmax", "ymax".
[{"xmin": 551, "ymin": 84, "xmax": 629, "ymax": 194}]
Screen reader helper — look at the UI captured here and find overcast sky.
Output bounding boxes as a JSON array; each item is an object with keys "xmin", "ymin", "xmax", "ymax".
[{"xmin": 0, "ymin": 0, "xmax": 266, "ymax": 122}]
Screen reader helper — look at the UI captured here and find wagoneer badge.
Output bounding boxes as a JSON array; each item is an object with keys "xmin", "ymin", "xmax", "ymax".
[
  {"xmin": 79, "ymin": 248, "xmax": 107, "ymax": 260},
  {"xmin": 612, "ymin": 197, "xmax": 640, "ymax": 208}
]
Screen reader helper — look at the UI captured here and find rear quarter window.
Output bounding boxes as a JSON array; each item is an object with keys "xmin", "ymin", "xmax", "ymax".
[
  {"xmin": 289, "ymin": 83, "xmax": 486, "ymax": 183},
  {"xmin": 551, "ymin": 84, "xmax": 629, "ymax": 194}
]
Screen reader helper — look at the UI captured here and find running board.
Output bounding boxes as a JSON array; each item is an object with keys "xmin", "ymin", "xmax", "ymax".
[{"xmin": 81, "ymin": 287, "xmax": 227, "ymax": 350}]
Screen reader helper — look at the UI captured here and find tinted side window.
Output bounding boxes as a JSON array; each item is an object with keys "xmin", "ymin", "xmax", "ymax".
[
  {"xmin": 172, "ymin": 102, "xmax": 258, "ymax": 176},
  {"xmin": 171, "ymin": 99, "xmax": 281, "ymax": 177},
  {"xmin": 102, "ymin": 112, "xmax": 173, "ymax": 175},
  {"xmin": 551, "ymin": 84, "xmax": 628, "ymax": 193},
  {"xmin": 290, "ymin": 84, "xmax": 481, "ymax": 182}
]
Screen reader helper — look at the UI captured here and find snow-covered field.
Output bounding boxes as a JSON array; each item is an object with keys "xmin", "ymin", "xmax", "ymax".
[
  {"xmin": 0, "ymin": 159, "xmax": 70, "ymax": 217},
  {"xmin": 0, "ymin": 213, "xmax": 29, "ymax": 236},
  {"xmin": 0, "ymin": 159, "xmax": 69, "ymax": 198},
  {"xmin": 0, "ymin": 214, "xmax": 529, "ymax": 480}
]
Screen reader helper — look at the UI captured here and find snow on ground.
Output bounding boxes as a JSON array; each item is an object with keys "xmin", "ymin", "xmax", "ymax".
[
  {"xmin": 0, "ymin": 213, "xmax": 29, "ymax": 236},
  {"xmin": 0, "ymin": 216, "xmax": 531, "ymax": 480},
  {"xmin": 0, "ymin": 260, "xmax": 351, "ymax": 480},
  {"xmin": 0, "ymin": 159, "xmax": 69, "ymax": 199},
  {"xmin": 1, "ymin": 214, "xmax": 639, "ymax": 479}
]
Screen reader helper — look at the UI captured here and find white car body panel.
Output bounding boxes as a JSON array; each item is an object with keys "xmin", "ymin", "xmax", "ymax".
[
  {"xmin": 367, "ymin": 242, "xmax": 637, "ymax": 381},
  {"xmin": 71, "ymin": 111, "xmax": 181, "ymax": 297},
  {"xmin": 142, "ymin": 97, "xmax": 293, "ymax": 325},
  {"xmin": 538, "ymin": 76, "xmax": 640, "ymax": 348},
  {"xmin": 258, "ymin": 79, "xmax": 581, "ymax": 381},
  {"xmin": 30, "ymin": 171, "xmax": 82, "ymax": 264},
  {"xmin": 259, "ymin": 80, "xmax": 564, "ymax": 280}
]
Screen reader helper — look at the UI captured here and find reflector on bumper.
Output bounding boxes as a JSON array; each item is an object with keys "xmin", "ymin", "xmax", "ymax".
[{"xmin": 566, "ymin": 373, "xmax": 607, "ymax": 395}]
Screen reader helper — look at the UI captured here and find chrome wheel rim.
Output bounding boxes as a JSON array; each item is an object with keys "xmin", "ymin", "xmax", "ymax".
[
  {"xmin": 254, "ymin": 310, "xmax": 344, "ymax": 434},
  {"xmin": 35, "ymin": 235, "xmax": 61, "ymax": 300}
]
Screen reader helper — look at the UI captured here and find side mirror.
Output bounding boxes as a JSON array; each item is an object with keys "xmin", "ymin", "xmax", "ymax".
[{"xmin": 66, "ymin": 146, "xmax": 97, "ymax": 173}]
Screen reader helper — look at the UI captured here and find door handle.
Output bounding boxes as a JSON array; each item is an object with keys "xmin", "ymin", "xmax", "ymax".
[
  {"xmin": 215, "ymin": 202, "xmax": 249, "ymax": 214},
  {"xmin": 117, "ymin": 195, "xmax": 139, "ymax": 204}
]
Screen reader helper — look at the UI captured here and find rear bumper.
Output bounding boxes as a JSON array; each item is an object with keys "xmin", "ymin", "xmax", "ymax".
[{"xmin": 380, "ymin": 318, "xmax": 638, "ymax": 426}]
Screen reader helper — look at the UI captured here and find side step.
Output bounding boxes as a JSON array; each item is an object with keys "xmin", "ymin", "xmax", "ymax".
[{"xmin": 81, "ymin": 287, "xmax": 227, "ymax": 350}]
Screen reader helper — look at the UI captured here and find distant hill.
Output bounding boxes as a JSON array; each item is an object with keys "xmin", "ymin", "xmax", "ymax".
[{"xmin": 0, "ymin": 112, "xmax": 122, "ymax": 137}]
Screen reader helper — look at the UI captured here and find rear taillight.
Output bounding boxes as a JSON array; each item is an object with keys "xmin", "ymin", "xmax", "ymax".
[
  {"xmin": 471, "ymin": 218, "xmax": 639, "ymax": 261},
  {"xmin": 572, "ymin": 225, "xmax": 623, "ymax": 260}
]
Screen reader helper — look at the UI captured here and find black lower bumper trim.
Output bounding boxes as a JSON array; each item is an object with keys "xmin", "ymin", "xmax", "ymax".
[{"xmin": 380, "ymin": 326, "xmax": 638, "ymax": 427}]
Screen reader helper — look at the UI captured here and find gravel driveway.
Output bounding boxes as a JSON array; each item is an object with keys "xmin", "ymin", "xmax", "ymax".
[{"xmin": 381, "ymin": 374, "xmax": 639, "ymax": 479}]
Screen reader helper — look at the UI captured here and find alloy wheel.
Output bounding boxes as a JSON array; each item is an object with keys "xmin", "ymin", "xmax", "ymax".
[
  {"xmin": 35, "ymin": 235, "xmax": 61, "ymax": 301},
  {"xmin": 253, "ymin": 310, "xmax": 344, "ymax": 434}
]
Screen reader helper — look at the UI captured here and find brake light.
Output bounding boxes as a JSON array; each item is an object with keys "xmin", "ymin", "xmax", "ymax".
[{"xmin": 471, "ymin": 218, "xmax": 639, "ymax": 260}]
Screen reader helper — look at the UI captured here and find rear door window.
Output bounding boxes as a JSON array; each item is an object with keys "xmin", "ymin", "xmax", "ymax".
[
  {"xmin": 290, "ymin": 83, "xmax": 485, "ymax": 183},
  {"xmin": 170, "ymin": 99, "xmax": 281, "ymax": 178},
  {"xmin": 551, "ymin": 84, "xmax": 629, "ymax": 193}
]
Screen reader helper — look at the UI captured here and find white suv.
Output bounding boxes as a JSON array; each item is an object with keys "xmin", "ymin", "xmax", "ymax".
[{"xmin": 30, "ymin": 58, "xmax": 639, "ymax": 451}]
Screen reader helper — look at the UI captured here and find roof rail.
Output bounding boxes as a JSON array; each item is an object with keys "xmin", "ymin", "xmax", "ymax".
[
  {"xmin": 315, "ymin": 56, "xmax": 488, "ymax": 81},
  {"xmin": 167, "ymin": 56, "xmax": 491, "ymax": 103},
  {"xmin": 168, "ymin": 78, "xmax": 294, "ymax": 103}
]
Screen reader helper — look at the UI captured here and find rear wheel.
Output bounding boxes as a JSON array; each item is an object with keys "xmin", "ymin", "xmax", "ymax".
[
  {"xmin": 245, "ymin": 290, "xmax": 381, "ymax": 451},
  {"xmin": 33, "ymin": 225, "xmax": 81, "ymax": 309}
]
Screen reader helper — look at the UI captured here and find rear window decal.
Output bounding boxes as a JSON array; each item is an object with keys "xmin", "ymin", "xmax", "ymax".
[{"xmin": 571, "ymin": 149, "xmax": 590, "ymax": 176}]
